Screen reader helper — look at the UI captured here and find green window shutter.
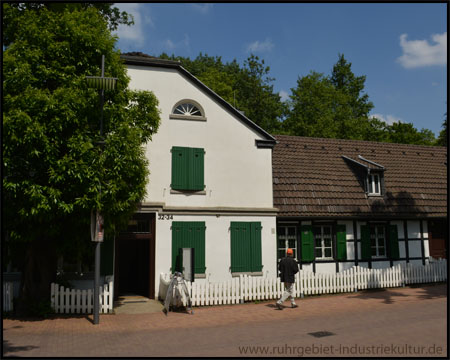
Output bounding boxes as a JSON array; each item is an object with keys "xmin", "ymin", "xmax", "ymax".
[
  {"xmin": 191, "ymin": 222, "xmax": 206, "ymax": 274},
  {"xmin": 336, "ymin": 224, "xmax": 347, "ymax": 261},
  {"xmin": 360, "ymin": 225, "xmax": 371, "ymax": 260},
  {"xmin": 389, "ymin": 225, "xmax": 400, "ymax": 260},
  {"xmin": 190, "ymin": 148, "xmax": 204, "ymax": 191},
  {"xmin": 300, "ymin": 225, "xmax": 314, "ymax": 262},
  {"xmin": 230, "ymin": 222, "xmax": 251, "ymax": 272},
  {"xmin": 171, "ymin": 221, "xmax": 206, "ymax": 274},
  {"xmin": 171, "ymin": 147, "xmax": 188, "ymax": 190},
  {"xmin": 250, "ymin": 222, "xmax": 262, "ymax": 272},
  {"xmin": 172, "ymin": 222, "xmax": 185, "ymax": 273}
]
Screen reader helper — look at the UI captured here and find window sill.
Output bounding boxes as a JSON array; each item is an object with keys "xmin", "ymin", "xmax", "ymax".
[
  {"xmin": 194, "ymin": 273, "xmax": 206, "ymax": 279},
  {"xmin": 170, "ymin": 189, "xmax": 206, "ymax": 195},
  {"xmin": 231, "ymin": 271, "xmax": 263, "ymax": 277},
  {"xmin": 315, "ymin": 258, "xmax": 335, "ymax": 261},
  {"xmin": 367, "ymin": 193, "xmax": 383, "ymax": 197},
  {"xmin": 169, "ymin": 114, "xmax": 207, "ymax": 122}
]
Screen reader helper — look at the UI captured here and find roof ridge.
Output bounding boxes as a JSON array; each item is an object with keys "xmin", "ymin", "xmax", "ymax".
[{"xmin": 274, "ymin": 134, "xmax": 446, "ymax": 150}]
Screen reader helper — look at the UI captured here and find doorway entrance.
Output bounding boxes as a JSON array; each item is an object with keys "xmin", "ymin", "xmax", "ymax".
[
  {"xmin": 429, "ymin": 219, "xmax": 447, "ymax": 259},
  {"xmin": 114, "ymin": 213, "xmax": 155, "ymax": 299}
]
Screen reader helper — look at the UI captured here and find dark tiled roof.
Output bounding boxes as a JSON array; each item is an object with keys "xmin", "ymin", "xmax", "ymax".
[{"xmin": 273, "ymin": 135, "xmax": 447, "ymax": 218}]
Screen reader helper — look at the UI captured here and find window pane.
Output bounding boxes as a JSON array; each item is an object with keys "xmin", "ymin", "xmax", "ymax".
[
  {"xmin": 288, "ymin": 227, "xmax": 296, "ymax": 236},
  {"xmin": 371, "ymin": 247, "xmax": 377, "ymax": 256},
  {"xmin": 369, "ymin": 177, "xmax": 373, "ymax": 193},
  {"xmin": 325, "ymin": 248, "xmax": 332, "ymax": 258},
  {"xmin": 371, "ymin": 237, "xmax": 376, "ymax": 247},
  {"xmin": 315, "ymin": 248, "xmax": 322, "ymax": 258},
  {"xmin": 378, "ymin": 247, "xmax": 385, "ymax": 256},
  {"xmin": 374, "ymin": 174, "xmax": 379, "ymax": 193},
  {"xmin": 377, "ymin": 226, "xmax": 385, "ymax": 236},
  {"xmin": 278, "ymin": 249, "xmax": 285, "ymax": 259},
  {"xmin": 324, "ymin": 238, "xmax": 331, "ymax": 247},
  {"xmin": 278, "ymin": 239, "xmax": 286, "ymax": 248},
  {"xmin": 277, "ymin": 227, "xmax": 286, "ymax": 236},
  {"xmin": 323, "ymin": 226, "xmax": 331, "ymax": 235},
  {"xmin": 288, "ymin": 239, "xmax": 296, "ymax": 248}
]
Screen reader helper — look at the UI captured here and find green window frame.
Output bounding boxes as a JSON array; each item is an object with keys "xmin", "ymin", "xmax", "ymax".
[
  {"xmin": 171, "ymin": 146, "xmax": 205, "ymax": 191},
  {"xmin": 360, "ymin": 224, "xmax": 399, "ymax": 260},
  {"xmin": 230, "ymin": 222, "xmax": 262, "ymax": 273},
  {"xmin": 300, "ymin": 224, "xmax": 347, "ymax": 262},
  {"xmin": 171, "ymin": 222, "xmax": 206, "ymax": 274}
]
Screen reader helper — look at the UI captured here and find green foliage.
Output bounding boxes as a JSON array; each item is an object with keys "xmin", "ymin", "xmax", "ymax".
[
  {"xmin": 282, "ymin": 54, "xmax": 436, "ymax": 145},
  {"xmin": 2, "ymin": 2, "xmax": 133, "ymax": 46},
  {"xmin": 436, "ymin": 115, "xmax": 447, "ymax": 146},
  {"xmin": 3, "ymin": 4, "xmax": 160, "ymax": 263},
  {"xmin": 159, "ymin": 52, "xmax": 284, "ymax": 134},
  {"xmin": 383, "ymin": 122, "xmax": 437, "ymax": 145}
]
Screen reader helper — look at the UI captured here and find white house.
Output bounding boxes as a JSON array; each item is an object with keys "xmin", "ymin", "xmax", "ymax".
[{"xmin": 107, "ymin": 53, "xmax": 278, "ymax": 299}]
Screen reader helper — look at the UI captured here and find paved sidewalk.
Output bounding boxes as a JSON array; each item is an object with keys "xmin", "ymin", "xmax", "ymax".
[{"xmin": 3, "ymin": 284, "xmax": 447, "ymax": 357}]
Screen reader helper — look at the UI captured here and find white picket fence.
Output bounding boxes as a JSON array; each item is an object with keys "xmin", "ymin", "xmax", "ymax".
[
  {"xmin": 3, "ymin": 282, "xmax": 14, "ymax": 312},
  {"xmin": 50, "ymin": 281, "xmax": 114, "ymax": 314},
  {"xmin": 160, "ymin": 259, "xmax": 447, "ymax": 307}
]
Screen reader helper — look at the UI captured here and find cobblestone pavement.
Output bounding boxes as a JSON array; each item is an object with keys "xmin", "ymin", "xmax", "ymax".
[{"xmin": 3, "ymin": 284, "xmax": 447, "ymax": 357}]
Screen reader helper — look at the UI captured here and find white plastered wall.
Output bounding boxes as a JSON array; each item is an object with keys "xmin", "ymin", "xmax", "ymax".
[
  {"xmin": 126, "ymin": 65, "xmax": 274, "ymax": 209},
  {"xmin": 154, "ymin": 214, "xmax": 277, "ymax": 298}
]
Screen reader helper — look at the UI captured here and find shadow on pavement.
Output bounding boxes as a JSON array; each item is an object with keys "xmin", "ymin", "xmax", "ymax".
[
  {"xmin": 3, "ymin": 339, "xmax": 39, "ymax": 356},
  {"xmin": 415, "ymin": 283, "xmax": 447, "ymax": 300},
  {"xmin": 4, "ymin": 314, "xmax": 96, "ymax": 323},
  {"xmin": 347, "ymin": 283, "xmax": 447, "ymax": 305}
]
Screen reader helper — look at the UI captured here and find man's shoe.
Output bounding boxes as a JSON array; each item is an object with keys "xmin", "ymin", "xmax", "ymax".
[
  {"xmin": 291, "ymin": 303, "xmax": 298, "ymax": 308},
  {"xmin": 276, "ymin": 302, "xmax": 283, "ymax": 310}
]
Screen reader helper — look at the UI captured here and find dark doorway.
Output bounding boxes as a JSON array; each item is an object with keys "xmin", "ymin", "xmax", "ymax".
[
  {"xmin": 429, "ymin": 219, "xmax": 447, "ymax": 259},
  {"xmin": 114, "ymin": 213, "xmax": 155, "ymax": 299}
]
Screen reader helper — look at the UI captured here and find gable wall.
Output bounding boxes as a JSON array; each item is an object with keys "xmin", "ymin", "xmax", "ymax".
[{"xmin": 126, "ymin": 65, "xmax": 274, "ymax": 209}]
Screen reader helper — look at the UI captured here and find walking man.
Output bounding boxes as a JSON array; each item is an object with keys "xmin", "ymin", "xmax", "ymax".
[{"xmin": 276, "ymin": 248, "xmax": 299, "ymax": 310}]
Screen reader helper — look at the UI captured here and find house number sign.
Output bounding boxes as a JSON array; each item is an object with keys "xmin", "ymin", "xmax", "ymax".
[{"xmin": 158, "ymin": 214, "xmax": 173, "ymax": 220}]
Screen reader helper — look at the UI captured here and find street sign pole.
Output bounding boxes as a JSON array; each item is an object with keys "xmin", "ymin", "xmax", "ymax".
[{"xmin": 86, "ymin": 55, "xmax": 116, "ymax": 325}]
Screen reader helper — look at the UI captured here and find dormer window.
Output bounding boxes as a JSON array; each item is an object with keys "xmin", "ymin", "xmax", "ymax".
[
  {"xmin": 368, "ymin": 172, "xmax": 381, "ymax": 195},
  {"xmin": 342, "ymin": 155, "xmax": 385, "ymax": 196},
  {"xmin": 170, "ymin": 99, "xmax": 207, "ymax": 121}
]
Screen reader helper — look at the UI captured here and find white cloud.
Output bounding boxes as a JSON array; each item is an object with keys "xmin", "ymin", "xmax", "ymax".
[
  {"xmin": 397, "ymin": 32, "xmax": 447, "ymax": 68},
  {"xmin": 191, "ymin": 4, "xmax": 213, "ymax": 14},
  {"xmin": 246, "ymin": 38, "xmax": 274, "ymax": 53},
  {"xmin": 163, "ymin": 34, "xmax": 190, "ymax": 51},
  {"xmin": 371, "ymin": 113, "xmax": 402, "ymax": 125},
  {"xmin": 279, "ymin": 90, "xmax": 289, "ymax": 102},
  {"xmin": 115, "ymin": 4, "xmax": 154, "ymax": 48}
]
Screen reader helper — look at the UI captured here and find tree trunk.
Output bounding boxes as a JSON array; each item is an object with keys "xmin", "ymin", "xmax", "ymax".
[{"xmin": 17, "ymin": 237, "xmax": 57, "ymax": 316}]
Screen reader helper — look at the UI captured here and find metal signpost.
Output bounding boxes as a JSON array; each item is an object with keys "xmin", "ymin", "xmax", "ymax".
[{"xmin": 86, "ymin": 55, "xmax": 117, "ymax": 325}]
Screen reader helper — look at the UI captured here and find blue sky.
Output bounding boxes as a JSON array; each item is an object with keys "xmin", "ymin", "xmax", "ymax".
[{"xmin": 114, "ymin": 3, "xmax": 447, "ymax": 136}]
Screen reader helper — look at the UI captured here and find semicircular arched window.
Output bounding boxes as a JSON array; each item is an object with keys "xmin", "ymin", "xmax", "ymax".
[
  {"xmin": 174, "ymin": 103, "xmax": 202, "ymax": 116},
  {"xmin": 170, "ymin": 100, "xmax": 207, "ymax": 121}
]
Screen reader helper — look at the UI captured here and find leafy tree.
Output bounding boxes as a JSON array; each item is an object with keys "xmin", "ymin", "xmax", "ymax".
[
  {"xmin": 3, "ymin": 3, "xmax": 133, "ymax": 48},
  {"xmin": 283, "ymin": 54, "xmax": 437, "ymax": 145},
  {"xmin": 280, "ymin": 72, "xmax": 339, "ymax": 138},
  {"xmin": 436, "ymin": 114, "xmax": 447, "ymax": 146},
  {"xmin": 3, "ymin": 4, "xmax": 160, "ymax": 313},
  {"xmin": 384, "ymin": 122, "xmax": 435, "ymax": 145},
  {"xmin": 283, "ymin": 54, "xmax": 377, "ymax": 140}
]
